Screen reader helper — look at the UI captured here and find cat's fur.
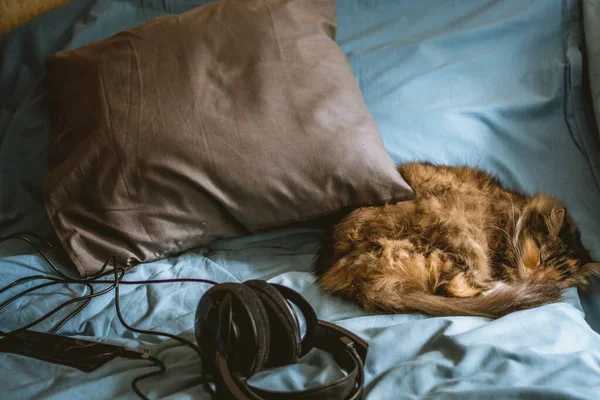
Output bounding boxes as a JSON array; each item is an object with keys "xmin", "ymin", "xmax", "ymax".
[{"xmin": 314, "ymin": 162, "xmax": 600, "ymax": 318}]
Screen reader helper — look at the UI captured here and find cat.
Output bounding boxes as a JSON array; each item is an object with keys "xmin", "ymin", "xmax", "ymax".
[{"xmin": 314, "ymin": 162, "xmax": 600, "ymax": 318}]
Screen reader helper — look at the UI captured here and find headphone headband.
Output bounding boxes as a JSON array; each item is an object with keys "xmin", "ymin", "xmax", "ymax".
[
  {"xmin": 195, "ymin": 281, "xmax": 368, "ymax": 400},
  {"xmin": 215, "ymin": 322, "xmax": 365, "ymax": 400},
  {"xmin": 268, "ymin": 283, "xmax": 318, "ymax": 357}
]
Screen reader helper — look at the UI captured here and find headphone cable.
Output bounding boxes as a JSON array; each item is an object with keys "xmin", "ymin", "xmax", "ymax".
[{"xmin": 0, "ymin": 233, "xmax": 218, "ymax": 398}]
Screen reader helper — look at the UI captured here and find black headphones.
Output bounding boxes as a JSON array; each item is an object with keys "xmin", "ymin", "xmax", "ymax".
[
  {"xmin": 0, "ymin": 233, "xmax": 367, "ymax": 399},
  {"xmin": 194, "ymin": 280, "xmax": 368, "ymax": 400}
]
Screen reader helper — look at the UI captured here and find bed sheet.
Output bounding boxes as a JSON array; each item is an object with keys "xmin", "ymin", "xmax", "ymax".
[
  {"xmin": 584, "ymin": 0, "xmax": 600, "ymax": 135},
  {"xmin": 2, "ymin": 0, "xmax": 600, "ymax": 399}
]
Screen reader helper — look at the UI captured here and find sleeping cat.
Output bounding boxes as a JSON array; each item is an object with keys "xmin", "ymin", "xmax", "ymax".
[{"xmin": 314, "ymin": 162, "xmax": 600, "ymax": 318}]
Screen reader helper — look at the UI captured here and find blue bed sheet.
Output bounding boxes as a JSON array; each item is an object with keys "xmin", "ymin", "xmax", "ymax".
[
  {"xmin": 2, "ymin": 1, "xmax": 600, "ymax": 399},
  {"xmin": 584, "ymin": 0, "xmax": 600, "ymax": 135}
]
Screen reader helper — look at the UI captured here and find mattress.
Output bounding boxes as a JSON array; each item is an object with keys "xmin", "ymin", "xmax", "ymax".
[{"xmin": 1, "ymin": 0, "xmax": 600, "ymax": 399}]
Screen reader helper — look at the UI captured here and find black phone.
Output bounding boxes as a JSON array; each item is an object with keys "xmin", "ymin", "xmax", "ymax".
[{"xmin": 0, "ymin": 329, "xmax": 137, "ymax": 372}]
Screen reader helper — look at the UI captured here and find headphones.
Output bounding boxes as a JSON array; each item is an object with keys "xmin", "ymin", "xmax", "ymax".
[{"xmin": 195, "ymin": 280, "xmax": 368, "ymax": 400}]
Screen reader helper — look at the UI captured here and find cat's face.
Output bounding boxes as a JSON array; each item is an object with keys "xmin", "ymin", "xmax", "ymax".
[{"xmin": 514, "ymin": 194, "xmax": 600, "ymax": 287}]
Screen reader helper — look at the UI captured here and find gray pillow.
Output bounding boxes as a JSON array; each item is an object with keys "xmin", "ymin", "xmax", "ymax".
[{"xmin": 43, "ymin": 0, "xmax": 414, "ymax": 276}]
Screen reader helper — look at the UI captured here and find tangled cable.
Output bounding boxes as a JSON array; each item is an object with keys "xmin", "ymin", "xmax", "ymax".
[{"xmin": 0, "ymin": 232, "xmax": 218, "ymax": 399}]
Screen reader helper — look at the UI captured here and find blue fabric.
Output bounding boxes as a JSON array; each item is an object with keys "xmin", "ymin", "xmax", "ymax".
[
  {"xmin": 583, "ymin": 0, "xmax": 600, "ymax": 135},
  {"xmin": 2, "ymin": 0, "xmax": 600, "ymax": 399}
]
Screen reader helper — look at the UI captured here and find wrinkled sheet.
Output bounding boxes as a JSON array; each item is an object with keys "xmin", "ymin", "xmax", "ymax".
[{"xmin": 1, "ymin": 0, "xmax": 600, "ymax": 399}]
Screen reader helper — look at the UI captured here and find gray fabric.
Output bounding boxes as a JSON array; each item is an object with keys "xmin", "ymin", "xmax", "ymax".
[
  {"xmin": 584, "ymin": 0, "xmax": 600, "ymax": 135},
  {"xmin": 43, "ymin": 0, "xmax": 413, "ymax": 276}
]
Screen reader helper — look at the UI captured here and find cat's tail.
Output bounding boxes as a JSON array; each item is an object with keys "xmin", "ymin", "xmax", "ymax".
[{"xmin": 394, "ymin": 282, "xmax": 562, "ymax": 319}]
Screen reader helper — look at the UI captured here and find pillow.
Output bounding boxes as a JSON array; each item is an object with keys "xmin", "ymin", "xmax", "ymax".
[{"xmin": 43, "ymin": 0, "xmax": 413, "ymax": 276}]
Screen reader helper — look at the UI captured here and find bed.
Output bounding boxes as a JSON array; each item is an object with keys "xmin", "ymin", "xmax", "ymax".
[{"xmin": 2, "ymin": 0, "xmax": 600, "ymax": 399}]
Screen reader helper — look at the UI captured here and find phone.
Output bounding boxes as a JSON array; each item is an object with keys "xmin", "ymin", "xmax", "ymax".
[{"xmin": 0, "ymin": 329, "xmax": 138, "ymax": 372}]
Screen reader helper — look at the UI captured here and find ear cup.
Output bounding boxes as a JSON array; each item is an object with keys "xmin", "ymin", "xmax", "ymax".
[
  {"xmin": 226, "ymin": 285, "xmax": 271, "ymax": 376},
  {"xmin": 244, "ymin": 280, "xmax": 302, "ymax": 367},
  {"xmin": 195, "ymin": 283, "xmax": 270, "ymax": 377}
]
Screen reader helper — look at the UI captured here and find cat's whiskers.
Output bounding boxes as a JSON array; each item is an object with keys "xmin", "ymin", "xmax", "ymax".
[
  {"xmin": 487, "ymin": 225, "xmax": 520, "ymax": 261},
  {"xmin": 510, "ymin": 199, "xmax": 517, "ymax": 233},
  {"xmin": 512, "ymin": 212, "xmax": 529, "ymax": 275},
  {"xmin": 489, "ymin": 225, "xmax": 511, "ymax": 241},
  {"xmin": 495, "ymin": 194, "xmax": 523, "ymax": 264},
  {"xmin": 509, "ymin": 198, "xmax": 521, "ymax": 249}
]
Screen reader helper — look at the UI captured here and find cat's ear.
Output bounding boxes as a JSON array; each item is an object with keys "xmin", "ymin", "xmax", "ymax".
[
  {"xmin": 585, "ymin": 263, "xmax": 600, "ymax": 277},
  {"xmin": 548, "ymin": 207, "xmax": 565, "ymax": 236}
]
